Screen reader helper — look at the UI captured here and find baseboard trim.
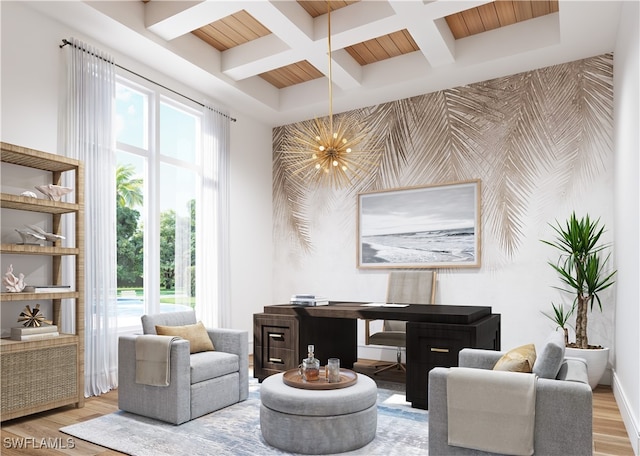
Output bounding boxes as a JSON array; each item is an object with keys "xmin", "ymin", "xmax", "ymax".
[{"xmin": 612, "ymin": 370, "xmax": 640, "ymax": 455}]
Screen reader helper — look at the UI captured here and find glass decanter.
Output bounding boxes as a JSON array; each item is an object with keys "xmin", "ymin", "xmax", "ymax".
[{"xmin": 300, "ymin": 344, "xmax": 320, "ymax": 382}]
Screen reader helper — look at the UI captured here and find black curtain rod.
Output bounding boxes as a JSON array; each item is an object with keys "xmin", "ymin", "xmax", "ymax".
[{"xmin": 60, "ymin": 39, "xmax": 237, "ymax": 122}]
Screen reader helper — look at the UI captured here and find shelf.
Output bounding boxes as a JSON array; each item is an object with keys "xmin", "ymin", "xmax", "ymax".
[
  {"xmin": 1, "ymin": 243, "xmax": 79, "ymax": 256},
  {"xmin": 0, "ymin": 334, "xmax": 78, "ymax": 348},
  {"xmin": 1, "ymin": 291, "xmax": 79, "ymax": 302},
  {"xmin": 1, "ymin": 142, "xmax": 79, "ymax": 172},
  {"xmin": 1, "ymin": 193, "xmax": 78, "ymax": 214}
]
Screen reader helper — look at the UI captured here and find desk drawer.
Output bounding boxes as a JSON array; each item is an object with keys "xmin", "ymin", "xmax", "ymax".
[
  {"xmin": 263, "ymin": 326, "xmax": 292, "ymax": 349},
  {"xmin": 262, "ymin": 347, "xmax": 295, "ymax": 369},
  {"xmin": 410, "ymin": 329, "xmax": 471, "ymax": 365}
]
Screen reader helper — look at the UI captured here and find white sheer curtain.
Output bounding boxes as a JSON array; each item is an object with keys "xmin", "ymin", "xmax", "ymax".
[
  {"xmin": 64, "ymin": 37, "xmax": 118, "ymax": 396},
  {"xmin": 197, "ymin": 106, "xmax": 231, "ymax": 328}
]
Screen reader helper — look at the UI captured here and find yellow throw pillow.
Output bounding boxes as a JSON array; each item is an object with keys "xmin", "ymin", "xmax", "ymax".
[
  {"xmin": 155, "ymin": 321, "xmax": 215, "ymax": 354},
  {"xmin": 493, "ymin": 344, "xmax": 537, "ymax": 373}
]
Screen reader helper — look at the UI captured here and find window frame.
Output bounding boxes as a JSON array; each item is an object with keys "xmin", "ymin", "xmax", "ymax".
[{"xmin": 115, "ymin": 72, "xmax": 204, "ymax": 331}]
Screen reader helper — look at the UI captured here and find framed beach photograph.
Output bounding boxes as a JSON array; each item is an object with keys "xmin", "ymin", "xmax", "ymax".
[{"xmin": 357, "ymin": 180, "xmax": 481, "ymax": 269}]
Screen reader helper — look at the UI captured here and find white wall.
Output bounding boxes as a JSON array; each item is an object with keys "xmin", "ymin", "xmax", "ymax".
[
  {"xmin": 613, "ymin": 2, "xmax": 640, "ymax": 453},
  {"xmin": 0, "ymin": 2, "xmax": 272, "ymax": 341},
  {"xmin": 229, "ymin": 115, "xmax": 273, "ymax": 344}
]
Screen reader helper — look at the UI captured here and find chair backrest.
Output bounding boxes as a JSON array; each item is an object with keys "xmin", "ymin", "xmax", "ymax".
[
  {"xmin": 141, "ymin": 310, "xmax": 197, "ymax": 334},
  {"xmin": 383, "ymin": 270, "xmax": 436, "ymax": 332}
]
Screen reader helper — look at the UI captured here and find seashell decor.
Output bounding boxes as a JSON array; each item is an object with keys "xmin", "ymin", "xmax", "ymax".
[
  {"xmin": 26, "ymin": 224, "xmax": 65, "ymax": 242},
  {"xmin": 35, "ymin": 184, "xmax": 73, "ymax": 201},
  {"xmin": 15, "ymin": 228, "xmax": 45, "ymax": 245}
]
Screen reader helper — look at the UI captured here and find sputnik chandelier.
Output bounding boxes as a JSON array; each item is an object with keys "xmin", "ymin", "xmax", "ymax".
[{"xmin": 280, "ymin": 2, "xmax": 380, "ymax": 189}]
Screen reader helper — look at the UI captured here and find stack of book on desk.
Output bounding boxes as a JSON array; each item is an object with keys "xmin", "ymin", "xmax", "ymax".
[
  {"xmin": 290, "ymin": 294, "xmax": 329, "ymax": 306},
  {"xmin": 11, "ymin": 325, "xmax": 59, "ymax": 341}
]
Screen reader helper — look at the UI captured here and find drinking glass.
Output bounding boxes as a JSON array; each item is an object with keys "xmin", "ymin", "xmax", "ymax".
[{"xmin": 327, "ymin": 358, "xmax": 341, "ymax": 383}]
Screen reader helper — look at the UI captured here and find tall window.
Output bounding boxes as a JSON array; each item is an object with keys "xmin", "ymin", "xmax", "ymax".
[{"xmin": 115, "ymin": 76, "xmax": 201, "ymax": 328}]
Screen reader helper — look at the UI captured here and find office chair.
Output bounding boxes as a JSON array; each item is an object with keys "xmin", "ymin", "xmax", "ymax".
[{"xmin": 365, "ymin": 270, "xmax": 437, "ymax": 374}]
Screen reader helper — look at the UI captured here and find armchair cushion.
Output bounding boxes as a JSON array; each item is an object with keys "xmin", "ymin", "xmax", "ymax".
[
  {"xmin": 190, "ymin": 351, "xmax": 239, "ymax": 384},
  {"xmin": 493, "ymin": 343, "xmax": 537, "ymax": 373},
  {"xmin": 156, "ymin": 321, "xmax": 215, "ymax": 353},
  {"xmin": 533, "ymin": 331, "xmax": 565, "ymax": 379}
]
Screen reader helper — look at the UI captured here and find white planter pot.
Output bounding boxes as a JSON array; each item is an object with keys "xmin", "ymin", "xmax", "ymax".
[{"xmin": 565, "ymin": 346, "xmax": 610, "ymax": 390}]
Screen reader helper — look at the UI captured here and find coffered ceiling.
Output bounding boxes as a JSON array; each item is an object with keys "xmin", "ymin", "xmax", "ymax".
[{"xmin": 25, "ymin": 1, "xmax": 622, "ymax": 126}]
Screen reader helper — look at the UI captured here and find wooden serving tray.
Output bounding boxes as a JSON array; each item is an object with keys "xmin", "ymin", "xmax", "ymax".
[{"xmin": 282, "ymin": 368, "xmax": 358, "ymax": 390}]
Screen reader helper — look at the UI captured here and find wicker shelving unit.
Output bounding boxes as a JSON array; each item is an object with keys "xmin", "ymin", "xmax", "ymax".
[{"xmin": 0, "ymin": 142, "xmax": 84, "ymax": 421}]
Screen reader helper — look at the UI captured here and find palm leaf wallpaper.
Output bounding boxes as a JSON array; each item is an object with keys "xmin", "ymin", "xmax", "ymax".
[{"xmin": 273, "ymin": 54, "xmax": 613, "ymax": 266}]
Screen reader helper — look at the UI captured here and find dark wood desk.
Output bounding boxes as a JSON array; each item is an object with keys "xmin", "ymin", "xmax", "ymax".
[{"xmin": 253, "ymin": 302, "xmax": 500, "ymax": 408}]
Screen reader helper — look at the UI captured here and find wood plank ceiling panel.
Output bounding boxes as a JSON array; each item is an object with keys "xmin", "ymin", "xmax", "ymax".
[
  {"xmin": 445, "ymin": 1, "xmax": 559, "ymax": 40},
  {"xmin": 259, "ymin": 61, "xmax": 324, "ymax": 89},
  {"xmin": 513, "ymin": 1, "xmax": 534, "ymax": 22},
  {"xmin": 297, "ymin": 1, "xmax": 358, "ymax": 18},
  {"xmin": 345, "ymin": 29, "xmax": 419, "ymax": 66},
  {"xmin": 477, "ymin": 3, "xmax": 501, "ymax": 32},
  {"xmin": 191, "ymin": 10, "xmax": 270, "ymax": 51}
]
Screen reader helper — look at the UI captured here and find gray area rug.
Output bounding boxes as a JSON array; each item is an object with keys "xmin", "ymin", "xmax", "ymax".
[{"xmin": 61, "ymin": 379, "xmax": 428, "ymax": 455}]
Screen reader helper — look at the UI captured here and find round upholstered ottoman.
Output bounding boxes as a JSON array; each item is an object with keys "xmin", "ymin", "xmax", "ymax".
[{"xmin": 260, "ymin": 372, "xmax": 378, "ymax": 454}]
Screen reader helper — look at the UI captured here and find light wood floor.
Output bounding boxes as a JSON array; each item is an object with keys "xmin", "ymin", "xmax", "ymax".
[{"xmin": 1, "ymin": 381, "xmax": 634, "ymax": 455}]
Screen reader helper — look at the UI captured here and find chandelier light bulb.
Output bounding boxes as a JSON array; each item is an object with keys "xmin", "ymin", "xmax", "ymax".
[
  {"xmin": 346, "ymin": 148, "xmax": 352, "ymax": 153},
  {"xmin": 312, "ymin": 153, "xmax": 317, "ymax": 159},
  {"xmin": 332, "ymin": 160, "xmax": 338, "ymax": 166},
  {"xmin": 315, "ymin": 163, "xmax": 321, "ymax": 169},
  {"xmin": 319, "ymin": 146, "xmax": 325, "ymax": 151}
]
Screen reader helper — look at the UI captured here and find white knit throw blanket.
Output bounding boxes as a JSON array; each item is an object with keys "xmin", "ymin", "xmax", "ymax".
[
  {"xmin": 447, "ymin": 367, "xmax": 537, "ymax": 455},
  {"xmin": 135, "ymin": 335, "xmax": 180, "ymax": 387}
]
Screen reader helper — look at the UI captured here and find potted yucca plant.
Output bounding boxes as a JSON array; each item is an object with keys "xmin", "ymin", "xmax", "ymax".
[{"xmin": 542, "ymin": 212, "xmax": 617, "ymax": 388}]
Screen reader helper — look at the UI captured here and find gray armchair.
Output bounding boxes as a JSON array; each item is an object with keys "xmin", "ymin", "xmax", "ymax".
[
  {"xmin": 428, "ymin": 340, "xmax": 593, "ymax": 455},
  {"xmin": 118, "ymin": 310, "xmax": 248, "ymax": 425}
]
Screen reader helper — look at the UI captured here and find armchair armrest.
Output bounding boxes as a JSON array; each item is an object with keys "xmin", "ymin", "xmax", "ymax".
[
  {"xmin": 458, "ymin": 348, "xmax": 504, "ymax": 369},
  {"xmin": 118, "ymin": 335, "xmax": 192, "ymax": 424},
  {"xmin": 207, "ymin": 328, "xmax": 249, "ymax": 401},
  {"xmin": 557, "ymin": 357, "xmax": 590, "ymax": 384}
]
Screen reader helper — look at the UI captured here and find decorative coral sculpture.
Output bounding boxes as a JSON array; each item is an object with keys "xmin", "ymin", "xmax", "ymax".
[
  {"xmin": 3, "ymin": 264, "xmax": 26, "ymax": 292},
  {"xmin": 18, "ymin": 304, "xmax": 52, "ymax": 327}
]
